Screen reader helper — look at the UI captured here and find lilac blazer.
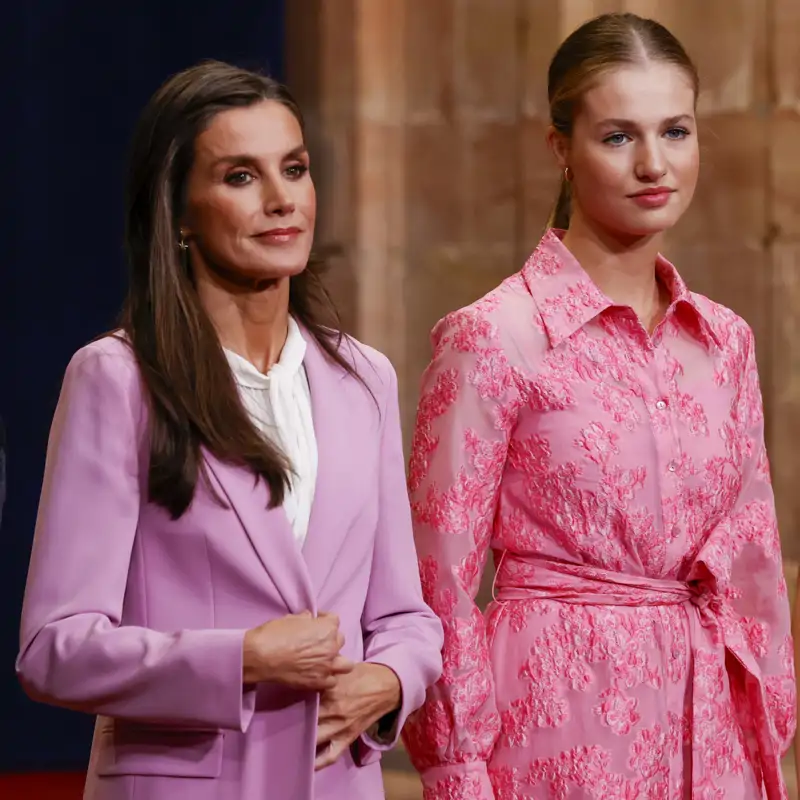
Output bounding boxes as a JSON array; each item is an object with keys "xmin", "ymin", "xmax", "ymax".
[{"xmin": 16, "ymin": 332, "xmax": 443, "ymax": 800}]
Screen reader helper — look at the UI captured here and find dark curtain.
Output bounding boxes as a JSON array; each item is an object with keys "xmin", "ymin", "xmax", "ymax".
[{"xmin": 0, "ymin": 0, "xmax": 284, "ymax": 771}]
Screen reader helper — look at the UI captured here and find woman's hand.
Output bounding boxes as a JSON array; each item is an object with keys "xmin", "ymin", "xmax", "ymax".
[
  {"xmin": 315, "ymin": 663, "xmax": 402, "ymax": 770},
  {"xmin": 242, "ymin": 611, "xmax": 353, "ymax": 690}
]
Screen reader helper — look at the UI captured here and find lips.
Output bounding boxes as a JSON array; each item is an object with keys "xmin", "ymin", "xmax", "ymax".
[
  {"xmin": 255, "ymin": 227, "xmax": 302, "ymax": 244},
  {"xmin": 257, "ymin": 227, "xmax": 301, "ymax": 237},
  {"xmin": 629, "ymin": 188, "xmax": 675, "ymax": 198},
  {"xmin": 628, "ymin": 188, "xmax": 675, "ymax": 209}
]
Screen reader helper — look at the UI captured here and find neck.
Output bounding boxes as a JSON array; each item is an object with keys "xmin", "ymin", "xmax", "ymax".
[
  {"xmin": 560, "ymin": 210, "xmax": 667, "ymax": 331},
  {"xmin": 195, "ymin": 268, "xmax": 291, "ymax": 374}
]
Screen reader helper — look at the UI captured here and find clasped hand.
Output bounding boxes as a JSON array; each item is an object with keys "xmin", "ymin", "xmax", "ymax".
[
  {"xmin": 314, "ymin": 662, "xmax": 401, "ymax": 770},
  {"xmin": 242, "ymin": 611, "xmax": 401, "ymax": 770},
  {"xmin": 243, "ymin": 610, "xmax": 353, "ymax": 690}
]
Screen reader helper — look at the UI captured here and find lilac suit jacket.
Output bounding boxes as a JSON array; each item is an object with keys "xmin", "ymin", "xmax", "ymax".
[{"xmin": 16, "ymin": 332, "xmax": 443, "ymax": 800}]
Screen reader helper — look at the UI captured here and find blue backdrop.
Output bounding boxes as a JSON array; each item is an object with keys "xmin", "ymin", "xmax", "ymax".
[{"xmin": 0, "ymin": 0, "xmax": 285, "ymax": 771}]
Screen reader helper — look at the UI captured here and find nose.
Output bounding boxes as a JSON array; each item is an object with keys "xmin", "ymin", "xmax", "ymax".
[
  {"xmin": 263, "ymin": 176, "xmax": 295, "ymax": 216},
  {"xmin": 635, "ymin": 136, "xmax": 667, "ymax": 183}
]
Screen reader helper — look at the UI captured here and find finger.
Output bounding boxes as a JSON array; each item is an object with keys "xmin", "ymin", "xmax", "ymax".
[
  {"xmin": 318, "ymin": 682, "xmax": 338, "ymax": 703},
  {"xmin": 330, "ymin": 656, "xmax": 355, "ymax": 674},
  {"xmin": 335, "ymin": 631, "xmax": 345, "ymax": 650},
  {"xmin": 315, "ymin": 739, "xmax": 347, "ymax": 771},
  {"xmin": 317, "ymin": 611, "xmax": 340, "ymax": 626},
  {"xmin": 296, "ymin": 610, "xmax": 313, "ymax": 618},
  {"xmin": 316, "ymin": 720, "xmax": 338, "ymax": 748},
  {"xmin": 316, "ymin": 696, "xmax": 338, "ymax": 720},
  {"xmin": 299, "ymin": 674, "xmax": 336, "ymax": 692},
  {"xmin": 317, "ymin": 674, "xmax": 338, "ymax": 691}
]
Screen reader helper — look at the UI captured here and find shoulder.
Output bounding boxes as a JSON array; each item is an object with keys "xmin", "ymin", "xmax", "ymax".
[
  {"xmin": 431, "ymin": 271, "xmax": 540, "ymax": 361},
  {"xmin": 326, "ymin": 332, "xmax": 397, "ymax": 409},
  {"xmin": 338, "ymin": 333, "xmax": 394, "ymax": 378},
  {"xmin": 48, "ymin": 334, "xmax": 148, "ymax": 444},
  {"xmin": 690, "ymin": 292, "xmax": 755, "ymax": 353},
  {"xmin": 63, "ymin": 333, "xmax": 143, "ymax": 403}
]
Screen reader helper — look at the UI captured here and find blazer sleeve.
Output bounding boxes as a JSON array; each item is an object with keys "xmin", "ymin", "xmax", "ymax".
[
  {"xmin": 16, "ymin": 345, "xmax": 255, "ymax": 731},
  {"xmin": 401, "ymin": 308, "xmax": 520, "ymax": 798},
  {"xmin": 353, "ymin": 356, "xmax": 444, "ymax": 763},
  {"xmin": 727, "ymin": 325, "xmax": 796, "ymax": 754}
]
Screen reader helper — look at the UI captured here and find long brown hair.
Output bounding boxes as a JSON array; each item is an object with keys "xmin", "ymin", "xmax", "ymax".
[
  {"xmin": 546, "ymin": 13, "xmax": 699, "ymax": 230},
  {"xmin": 122, "ymin": 60, "xmax": 360, "ymax": 519}
]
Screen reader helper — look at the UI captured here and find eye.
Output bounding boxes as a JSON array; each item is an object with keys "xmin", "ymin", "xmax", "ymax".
[
  {"xmin": 603, "ymin": 132, "xmax": 630, "ymax": 147},
  {"xmin": 285, "ymin": 163, "xmax": 309, "ymax": 180},
  {"xmin": 224, "ymin": 171, "xmax": 254, "ymax": 186},
  {"xmin": 664, "ymin": 127, "xmax": 690, "ymax": 140}
]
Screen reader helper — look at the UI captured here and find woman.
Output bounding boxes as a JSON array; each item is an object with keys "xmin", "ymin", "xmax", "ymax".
[
  {"xmin": 16, "ymin": 61, "xmax": 443, "ymax": 800},
  {"xmin": 403, "ymin": 13, "xmax": 795, "ymax": 800}
]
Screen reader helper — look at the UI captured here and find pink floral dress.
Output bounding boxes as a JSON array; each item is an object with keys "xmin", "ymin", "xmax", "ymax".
[{"xmin": 402, "ymin": 230, "xmax": 796, "ymax": 799}]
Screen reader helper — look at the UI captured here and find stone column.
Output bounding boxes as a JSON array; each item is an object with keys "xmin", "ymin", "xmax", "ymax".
[
  {"xmin": 286, "ymin": 0, "xmax": 409, "ymax": 401},
  {"xmin": 286, "ymin": 0, "xmax": 797, "ymax": 558}
]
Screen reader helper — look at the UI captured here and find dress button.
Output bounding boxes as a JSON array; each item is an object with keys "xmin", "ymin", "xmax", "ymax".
[
  {"xmin": 667, "ymin": 462, "xmax": 677, "ymax": 473},
  {"xmin": 656, "ymin": 399, "xmax": 667, "ymax": 411}
]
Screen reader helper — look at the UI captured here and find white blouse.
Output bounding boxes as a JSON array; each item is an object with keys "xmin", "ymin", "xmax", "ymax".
[
  {"xmin": 226, "ymin": 322, "xmax": 396, "ymax": 742},
  {"xmin": 224, "ymin": 317, "xmax": 317, "ymax": 547}
]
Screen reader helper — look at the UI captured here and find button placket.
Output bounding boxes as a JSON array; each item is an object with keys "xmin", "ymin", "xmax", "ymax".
[{"xmin": 650, "ymin": 349, "xmax": 681, "ymax": 483}]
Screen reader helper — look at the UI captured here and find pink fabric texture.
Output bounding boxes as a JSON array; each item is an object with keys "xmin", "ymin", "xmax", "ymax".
[{"xmin": 403, "ymin": 230, "xmax": 796, "ymax": 799}]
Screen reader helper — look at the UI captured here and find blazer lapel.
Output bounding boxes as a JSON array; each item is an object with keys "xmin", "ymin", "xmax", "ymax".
[
  {"xmin": 205, "ymin": 455, "xmax": 316, "ymax": 614},
  {"xmin": 301, "ymin": 334, "xmax": 361, "ymax": 597}
]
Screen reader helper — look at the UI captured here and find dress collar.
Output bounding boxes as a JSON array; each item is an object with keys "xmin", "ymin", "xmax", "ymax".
[{"xmin": 521, "ymin": 229, "xmax": 722, "ymax": 350}]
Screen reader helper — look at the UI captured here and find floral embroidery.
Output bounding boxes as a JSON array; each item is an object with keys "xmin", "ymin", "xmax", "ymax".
[
  {"xmin": 408, "ymin": 369, "xmax": 459, "ymax": 492},
  {"xmin": 594, "ymin": 687, "xmax": 641, "ymax": 735},
  {"xmin": 402, "ymin": 230, "xmax": 795, "ymax": 800}
]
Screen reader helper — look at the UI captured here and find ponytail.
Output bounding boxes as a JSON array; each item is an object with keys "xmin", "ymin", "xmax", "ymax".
[{"xmin": 546, "ymin": 174, "xmax": 572, "ymax": 230}]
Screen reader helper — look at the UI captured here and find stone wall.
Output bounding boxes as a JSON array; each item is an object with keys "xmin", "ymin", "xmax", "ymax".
[{"xmin": 286, "ymin": 0, "xmax": 800, "ymax": 560}]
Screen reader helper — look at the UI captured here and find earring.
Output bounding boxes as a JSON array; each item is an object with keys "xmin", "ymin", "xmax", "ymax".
[
  {"xmin": 564, "ymin": 166, "xmax": 573, "ymax": 182},
  {"xmin": 178, "ymin": 231, "xmax": 189, "ymax": 251}
]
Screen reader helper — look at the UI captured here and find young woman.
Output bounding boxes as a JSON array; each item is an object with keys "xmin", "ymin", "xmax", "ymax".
[
  {"xmin": 403, "ymin": 13, "xmax": 795, "ymax": 800},
  {"xmin": 16, "ymin": 61, "xmax": 443, "ymax": 800}
]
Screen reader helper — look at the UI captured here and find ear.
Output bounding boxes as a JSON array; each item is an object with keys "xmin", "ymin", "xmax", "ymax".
[
  {"xmin": 547, "ymin": 126, "xmax": 570, "ymax": 171},
  {"xmin": 177, "ymin": 217, "xmax": 194, "ymax": 240},
  {"xmin": 178, "ymin": 201, "xmax": 196, "ymax": 239}
]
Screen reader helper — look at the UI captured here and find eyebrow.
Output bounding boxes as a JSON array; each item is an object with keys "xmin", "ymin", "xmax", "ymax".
[
  {"xmin": 210, "ymin": 145, "xmax": 308, "ymax": 168},
  {"xmin": 595, "ymin": 114, "xmax": 694, "ymax": 129}
]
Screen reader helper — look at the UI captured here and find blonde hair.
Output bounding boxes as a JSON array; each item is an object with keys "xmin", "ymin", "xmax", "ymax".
[{"xmin": 546, "ymin": 13, "xmax": 699, "ymax": 230}]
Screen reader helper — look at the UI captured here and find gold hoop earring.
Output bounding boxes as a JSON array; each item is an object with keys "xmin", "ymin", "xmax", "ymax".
[{"xmin": 564, "ymin": 166, "xmax": 573, "ymax": 182}]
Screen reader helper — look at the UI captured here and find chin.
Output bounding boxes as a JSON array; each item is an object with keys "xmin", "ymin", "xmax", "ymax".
[
  {"xmin": 606, "ymin": 212, "xmax": 681, "ymax": 239},
  {"xmin": 212, "ymin": 260, "xmax": 308, "ymax": 290},
  {"xmin": 255, "ymin": 262, "xmax": 309, "ymax": 282},
  {"xmin": 246, "ymin": 251, "xmax": 312, "ymax": 279}
]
